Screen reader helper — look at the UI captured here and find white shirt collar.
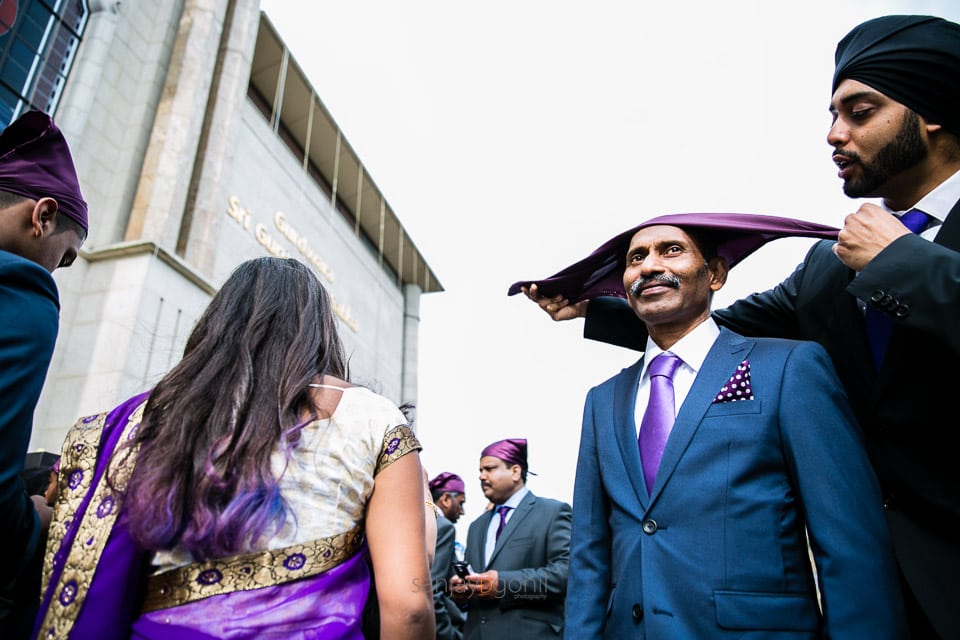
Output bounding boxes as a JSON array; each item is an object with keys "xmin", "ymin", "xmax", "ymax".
[
  {"xmin": 500, "ymin": 485, "xmax": 529, "ymax": 510},
  {"xmin": 885, "ymin": 167, "xmax": 960, "ymax": 223},
  {"xmin": 641, "ymin": 317, "xmax": 720, "ymax": 378}
]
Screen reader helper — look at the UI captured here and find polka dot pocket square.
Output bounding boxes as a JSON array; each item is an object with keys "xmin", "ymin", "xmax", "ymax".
[{"xmin": 713, "ymin": 359, "xmax": 754, "ymax": 403}]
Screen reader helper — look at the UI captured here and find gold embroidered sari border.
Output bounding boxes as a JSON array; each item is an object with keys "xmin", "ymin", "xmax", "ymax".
[
  {"xmin": 38, "ymin": 401, "xmax": 146, "ymax": 640},
  {"xmin": 141, "ymin": 524, "xmax": 365, "ymax": 612},
  {"xmin": 375, "ymin": 424, "xmax": 421, "ymax": 476},
  {"xmin": 40, "ymin": 411, "xmax": 107, "ymax": 595}
]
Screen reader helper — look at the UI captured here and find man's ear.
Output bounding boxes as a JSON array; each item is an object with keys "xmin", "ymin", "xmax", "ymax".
[
  {"xmin": 919, "ymin": 113, "xmax": 941, "ymax": 135},
  {"xmin": 708, "ymin": 256, "xmax": 728, "ymax": 291},
  {"xmin": 31, "ymin": 197, "xmax": 59, "ymax": 238}
]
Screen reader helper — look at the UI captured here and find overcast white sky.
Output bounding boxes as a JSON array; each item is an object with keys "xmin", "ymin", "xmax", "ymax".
[{"xmin": 259, "ymin": 0, "xmax": 960, "ymax": 538}]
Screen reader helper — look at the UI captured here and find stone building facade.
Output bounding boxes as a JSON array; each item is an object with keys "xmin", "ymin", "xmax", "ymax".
[{"xmin": 0, "ymin": 1, "xmax": 441, "ymax": 452}]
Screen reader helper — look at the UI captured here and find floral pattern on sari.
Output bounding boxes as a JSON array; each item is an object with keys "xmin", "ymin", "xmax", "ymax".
[
  {"xmin": 375, "ymin": 423, "xmax": 420, "ymax": 476},
  {"xmin": 142, "ymin": 523, "xmax": 364, "ymax": 612},
  {"xmin": 36, "ymin": 400, "xmax": 145, "ymax": 639}
]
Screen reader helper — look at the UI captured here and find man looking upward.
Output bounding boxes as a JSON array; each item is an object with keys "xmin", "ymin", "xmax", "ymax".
[{"xmin": 523, "ymin": 15, "xmax": 960, "ymax": 637}]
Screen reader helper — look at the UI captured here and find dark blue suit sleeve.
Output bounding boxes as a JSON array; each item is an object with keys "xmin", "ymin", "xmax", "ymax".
[
  {"xmin": 850, "ymin": 232, "xmax": 960, "ymax": 351},
  {"xmin": 0, "ymin": 252, "xmax": 59, "ymax": 585}
]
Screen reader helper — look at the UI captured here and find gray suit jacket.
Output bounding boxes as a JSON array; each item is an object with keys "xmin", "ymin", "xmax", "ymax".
[
  {"xmin": 462, "ymin": 490, "xmax": 572, "ymax": 639},
  {"xmin": 432, "ymin": 515, "xmax": 464, "ymax": 640}
]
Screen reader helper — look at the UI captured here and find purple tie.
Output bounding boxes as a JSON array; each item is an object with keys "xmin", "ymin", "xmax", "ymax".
[
  {"xmin": 864, "ymin": 209, "xmax": 930, "ymax": 368},
  {"xmin": 639, "ymin": 353, "xmax": 682, "ymax": 494},
  {"xmin": 495, "ymin": 505, "xmax": 511, "ymax": 542}
]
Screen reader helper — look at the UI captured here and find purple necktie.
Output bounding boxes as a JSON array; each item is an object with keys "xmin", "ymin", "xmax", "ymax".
[
  {"xmin": 639, "ymin": 353, "xmax": 682, "ymax": 494},
  {"xmin": 495, "ymin": 505, "xmax": 511, "ymax": 542},
  {"xmin": 864, "ymin": 209, "xmax": 930, "ymax": 368}
]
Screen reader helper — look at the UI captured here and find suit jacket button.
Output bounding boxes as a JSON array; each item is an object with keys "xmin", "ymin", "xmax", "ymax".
[
  {"xmin": 642, "ymin": 519, "xmax": 657, "ymax": 534},
  {"xmin": 870, "ymin": 290, "xmax": 885, "ymax": 303},
  {"xmin": 894, "ymin": 304, "xmax": 909, "ymax": 318},
  {"xmin": 632, "ymin": 604, "xmax": 644, "ymax": 620},
  {"xmin": 883, "ymin": 494, "xmax": 898, "ymax": 511}
]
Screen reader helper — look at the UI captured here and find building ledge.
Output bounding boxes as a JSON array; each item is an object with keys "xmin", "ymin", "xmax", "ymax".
[{"xmin": 81, "ymin": 241, "xmax": 217, "ymax": 295}]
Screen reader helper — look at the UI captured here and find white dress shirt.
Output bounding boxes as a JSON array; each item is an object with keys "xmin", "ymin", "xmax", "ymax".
[
  {"xmin": 483, "ymin": 485, "xmax": 529, "ymax": 567},
  {"xmin": 634, "ymin": 318, "xmax": 720, "ymax": 439}
]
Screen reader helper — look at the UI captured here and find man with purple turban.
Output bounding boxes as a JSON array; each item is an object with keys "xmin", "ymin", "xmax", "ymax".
[
  {"xmin": 523, "ymin": 214, "xmax": 905, "ymax": 637},
  {"xmin": 0, "ymin": 110, "xmax": 87, "ymax": 637},
  {"xmin": 450, "ymin": 438, "xmax": 571, "ymax": 639},
  {"xmin": 429, "ymin": 471, "xmax": 467, "ymax": 525},
  {"xmin": 428, "ymin": 472, "xmax": 467, "ymax": 639},
  {"xmin": 519, "ymin": 14, "xmax": 960, "ymax": 638}
]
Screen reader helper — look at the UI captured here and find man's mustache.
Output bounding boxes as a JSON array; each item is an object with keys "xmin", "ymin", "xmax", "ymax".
[
  {"xmin": 628, "ymin": 274, "xmax": 681, "ymax": 297},
  {"xmin": 833, "ymin": 149, "xmax": 861, "ymax": 164}
]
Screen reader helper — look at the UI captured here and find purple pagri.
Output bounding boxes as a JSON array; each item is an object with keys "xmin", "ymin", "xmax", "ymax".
[{"xmin": 507, "ymin": 213, "xmax": 838, "ymax": 304}]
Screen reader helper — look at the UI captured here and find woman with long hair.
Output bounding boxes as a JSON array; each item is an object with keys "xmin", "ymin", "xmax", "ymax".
[{"xmin": 36, "ymin": 257, "xmax": 434, "ymax": 639}]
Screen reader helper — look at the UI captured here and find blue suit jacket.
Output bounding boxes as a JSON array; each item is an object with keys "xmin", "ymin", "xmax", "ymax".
[
  {"xmin": 583, "ymin": 200, "xmax": 960, "ymax": 637},
  {"xmin": 566, "ymin": 328, "xmax": 906, "ymax": 639},
  {"xmin": 463, "ymin": 490, "xmax": 571, "ymax": 639},
  {"xmin": 0, "ymin": 250, "xmax": 59, "ymax": 594}
]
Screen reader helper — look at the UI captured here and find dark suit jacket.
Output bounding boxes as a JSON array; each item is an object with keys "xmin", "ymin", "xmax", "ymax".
[
  {"xmin": 463, "ymin": 490, "xmax": 571, "ymax": 639},
  {"xmin": 583, "ymin": 200, "xmax": 960, "ymax": 638},
  {"xmin": 0, "ymin": 250, "xmax": 59, "ymax": 628},
  {"xmin": 567, "ymin": 329, "xmax": 905, "ymax": 638},
  {"xmin": 432, "ymin": 515, "xmax": 464, "ymax": 640}
]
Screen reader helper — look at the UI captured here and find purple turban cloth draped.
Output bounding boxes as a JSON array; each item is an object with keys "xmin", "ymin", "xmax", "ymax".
[
  {"xmin": 481, "ymin": 438, "xmax": 528, "ymax": 469},
  {"xmin": 507, "ymin": 213, "xmax": 839, "ymax": 304},
  {"xmin": 0, "ymin": 110, "xmax": 88, "ymax": 232},
  {"xmin": 833, "ymin": 15, "xmax": 960, "ymax": 136},
  {"xmin": 429, "ymin": 472, "xmax": 465, "ymax": 495}
]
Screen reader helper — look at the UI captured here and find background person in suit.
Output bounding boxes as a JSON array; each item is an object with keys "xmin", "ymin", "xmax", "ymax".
[
  {"xmin": 523, "ymin": 14, "xmax": 960, "ymax": 639},
  {"xmin": 451, "ymin": 439, "xmax": 571, "ymax": 639},
  {"xmin": 429, "ymin": 471, "xmax": 468, "ymax": 640},
  {"xmin": 0, "ymin": 111, "xmax": 87, "ymax": 639},
  {"xmin": 565, "ymin": 217, "xmax": 905, "ymax": 638}
]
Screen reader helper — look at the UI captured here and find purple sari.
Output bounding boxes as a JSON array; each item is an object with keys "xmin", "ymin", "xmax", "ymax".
[{"xmin": 34, "ymin": 393, "xmax": 371, "ymax": 640}]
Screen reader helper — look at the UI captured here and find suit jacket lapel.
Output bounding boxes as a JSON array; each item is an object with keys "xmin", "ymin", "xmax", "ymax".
[
  {"xmin": 486, "ymin": 491, "xmax": 535, "ymax": 567},
  {"xmin": 649, "ymin": 329, "xmax": 753, "ymax": 502},
  {"xmin": 612, "ymin": 358, "xmax": 650, "ymax": 507},
  {"xmin": 934, "ymin": 197, "xmax": 960, "ymax": 251},
  {"xmin": 470, "ymin": 511, "xmax": 493, "ymax": 571}
]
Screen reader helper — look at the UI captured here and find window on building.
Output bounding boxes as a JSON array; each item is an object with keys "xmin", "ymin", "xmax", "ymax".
[{"xmin": 0, "ymin": 0, "xmax": 89, "ymax": 126}]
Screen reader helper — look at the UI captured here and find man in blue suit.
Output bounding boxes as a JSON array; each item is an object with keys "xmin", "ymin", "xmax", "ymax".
[
  {"xmin": 452, "ymin": 439, "xmax": 571, "ymax": 639},
  {"xmin": 522, "ymin": 15, "xmax": 960, "ymax": 637},
  {"xmin": 565, "ymin": 217, "xmax": 905, "ymax": 638},
  {"xmin": 0, "ymin": 111, "xmax": 87, "ymax": 638}
]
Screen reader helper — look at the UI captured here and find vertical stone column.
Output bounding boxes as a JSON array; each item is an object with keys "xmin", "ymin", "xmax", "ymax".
[
  {"xmin": 55, "ymin": 0, "xmax": 121, "ymax": 147},
  {"xmin": 125, "ymin": 0, "xmax": 230, "ymax": 249},
  {"xmin": 401, "ymin": 283, "xmax": 422, "ymax": 406},
  {"xmin": 179, "ymin": 0, "xmax": 261, "ymax": 277}
]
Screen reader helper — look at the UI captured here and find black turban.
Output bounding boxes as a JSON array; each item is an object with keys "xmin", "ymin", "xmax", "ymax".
[{"xmin": 833, "ymin": 15, "xmax": 960, "ymax": 136}]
